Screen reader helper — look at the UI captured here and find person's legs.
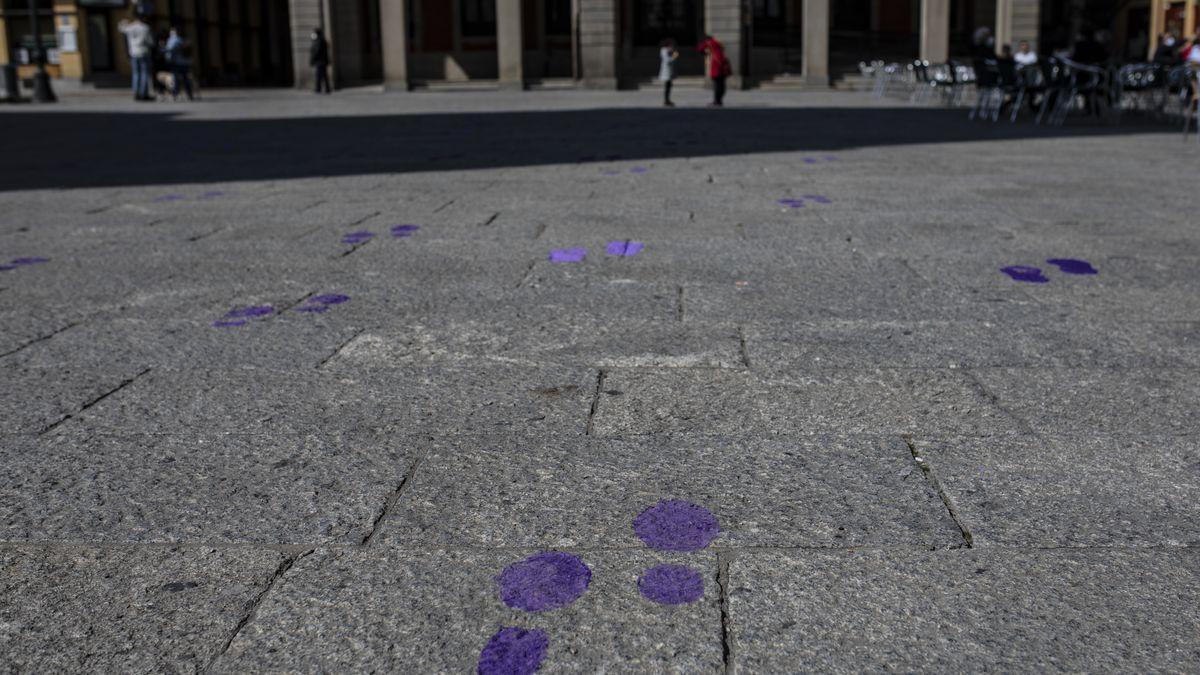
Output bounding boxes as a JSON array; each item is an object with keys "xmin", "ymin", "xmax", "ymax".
[
  {"xmin": 180, "ymin": 69, "xmax": 194, "ymax": 100},
  {"xmin": 131, "ymin": 57, "xmax": 146, "ymax": 99},
  {"xmin": 713, "ymin": 75, "xmax": 726, "ymax": 105},
  {"xmin": 664, "ymin": 80, "xmax": 673, "ymax": 105}
]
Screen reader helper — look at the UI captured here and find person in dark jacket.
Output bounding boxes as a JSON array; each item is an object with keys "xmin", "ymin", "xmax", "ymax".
[{"xmin": 310, "ymin": 28, "xmax": 331, "ymax": 94}]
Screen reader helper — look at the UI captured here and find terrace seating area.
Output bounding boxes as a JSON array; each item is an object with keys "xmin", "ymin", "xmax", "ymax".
[{"xmin": 859, "ymin": 57, "xmax": 1199, "ymax": 141}]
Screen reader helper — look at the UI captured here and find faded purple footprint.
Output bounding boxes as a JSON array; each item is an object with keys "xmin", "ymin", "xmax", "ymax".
[
  {"xmin": 1, "ymin": 256, "xmax": 49, "ymax": 271},
  {"xmin": 549, "ymin": 247, "xmax": 586, "ymax": 263},
  {"xmin": 391, "ymin": 224, "xmax": 420, "ymax": 238},
  {"xmin": 213, "ymin": 304, "xmax": 274, "ymax": 327},
  {"xmin": 638, "ymin": 564, "xmax": 705, "ymax": 605},
  {"xmin": 634, "ymin": 499, "xmax": 720, "ymax": 552},
  {"xmin": 1047, "ymin": 258, "xmax": 1098, "ymax": 275},
  {"xmin": 1001, "ymin": 265, "xmax": 1049, "ymax": 283},
  {"xmin": 607, "ymin": 241, "xmax": 644, "ymax": 257},
  {"xmin": 497, "ymin": 551, "xmax": 592, "ymax": 612},
  {"xmin": 803, "ymin": 195, "xmax": 832, "ymax": 204},
  {"xmin": 342, "ymin": 231, "xmax": 375, "ymax": 245},
  {"xmin": 778, "ymin": 198, "xmax": 805, "ymax": 209},
  {"xmin": 477, "ymin": 627, "xmax": 549, "ymax": 675},
  {"xmin": 296, "ymin": 294, "xmax": 350, "ymax": 313}
]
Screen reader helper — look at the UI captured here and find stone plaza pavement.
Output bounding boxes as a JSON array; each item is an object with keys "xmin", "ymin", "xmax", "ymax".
[{"xmin": 0, "ymin": 87, "xmax": 1197, "ymax": 672}]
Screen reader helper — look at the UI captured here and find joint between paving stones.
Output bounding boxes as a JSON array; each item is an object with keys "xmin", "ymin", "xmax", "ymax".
[
  {"xmin": 584, "ymin": 369, "xmax": 607, "ymax": 436},
  {"xmin": 960, "ymin": 369, "xmax": 1039, "ymax": 436},
  {"xmin": 361, "ymin": 453, "xmax": 428, "ymax": 546},
  {"xmin": 737, "ymin": 326, "xmax": 751, "ymax": 368},
  {"xmin": 204, "ymin": 547, "xmax": 314, "ymax": 672},
  {"xmin": 676, "ymin": 286, "xmax": 686, "ymax": 322},
  {"xmin": 0, "ymin": 320, "xmax": 82, "ymax": 361},
  {"xmin": 317, "ymin": 328, "xmax": 366, "ymax": 369},
  {"xmin": 717, "ymin": 550, "xmax": 734, "ymax": 674},
  {"xmin": 39, "ymin": 367, "xmax": 152, "ymax": 436},
  {"xmin": 903, "ymin": 435, "xmax": 974, "ymax": 549}
]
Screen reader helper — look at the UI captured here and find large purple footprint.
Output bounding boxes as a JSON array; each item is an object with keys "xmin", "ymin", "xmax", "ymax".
[
  {"xmin": 1001, "ymin": 265, "xmax": 1049, "ymax": 283},
  {"xmin": 632, "ymin": 499, "xmax": 718, "ymax": 606},
  {"xmin": 477, "ymin": 627, "xmax": 549, "ymax": 675},
  {"xmin": 1047, "ymin": 258, "xmax": 1098, "ymax": 275},
  {"xmin": 497, "ymin": 551, "xmax": 592, "ymax": 612}
]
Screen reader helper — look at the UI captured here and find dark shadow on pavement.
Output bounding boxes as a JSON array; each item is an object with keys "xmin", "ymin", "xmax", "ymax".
[{"xmin": 0, "ymin": 107, "xmax": 1172, "ymax": 191}]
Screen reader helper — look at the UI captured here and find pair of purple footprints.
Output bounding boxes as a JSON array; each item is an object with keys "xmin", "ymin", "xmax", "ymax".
[
  {"xmin": 342, "ymin": 224, "xmax": 420, "ymax": 245},
  {"xmin": 477, "ymin": 499, "xmax": 718, "ymax": 675},
  {"xmin": 0, "ymin": 257, "xmax": 48, "ymax": 272},
  {"xmin": 549, "ymin": 241, "xmax": 645, "ymax": 263},
  {"xmin": 1002, "ymin": 258, "xmax": 1098, "ymax": 283},
  {"xmin": 778, "ymin": 195, "xmax": 832, "ymax": 209},
  {"xmin": 212, "ymin": 294, "xmax": 350, "ymax": 328}
]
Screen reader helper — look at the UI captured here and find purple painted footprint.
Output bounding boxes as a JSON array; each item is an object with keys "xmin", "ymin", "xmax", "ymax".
[
  {"xmin": 296, "ymin": 294, "xmax": 350, "ymax": 314},
  {"xmin": 477, "ymin": 627, "xmax": 549, "ymax": 675},
  {"xmin": 778, "ymin": 198, "xmax": 805, "ymax": 209},
  {"xmin": 1046, "ymin": 258, "xmax": 1098, "ymax": 275},
  {"xmin": 342, "ymin": 231, "xmax": 376, "ymax": 245},
  {"xmin": 633, "ymin": 499, "xmax": 720, "ymax": 552},
  {"xmin": 154, "ymin": 194, "xmax": 186, "ymax": 203},
  {"xmin": 391, "ymin": 224, "xmax": 420, "ymax": 238},
  {"xmin": 213, "ymin": 304, "xmax": 273, "ymax": 327},
  {"xmin": 606, "ymin": 241, "xmax": 645, "ymax": 257},
  {"xmin": 1001, "ymin": 265, "xmax": 1049, "ymax": 283},
  {"xmin": 496, "ymin": 551, "xmax": 592, "ymax": 612},
  {"xmin": 11, "ymin": 257, "xmax": 49, "ymax": 266},
  {"xmin": 638, "ymin": 564, "xmax": 705, "ymax": 605},
  {"xmin": 803, "ymin": 195, "xmax": 833, "ymax": 204},
  {"xmin": 549, "ymin": 247, "xmax": 586, "ymax": 263}
]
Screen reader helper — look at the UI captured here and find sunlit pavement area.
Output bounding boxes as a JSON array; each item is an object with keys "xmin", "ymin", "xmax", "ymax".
[{"xmin": 1, "ymin": 87, "xmax": 1198, "ymax": 672}]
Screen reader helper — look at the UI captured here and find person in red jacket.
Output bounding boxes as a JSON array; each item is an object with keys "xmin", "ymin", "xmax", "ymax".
[{"xmin": 697, "ymin": 35, "xmax": 732, "ymax": 106}]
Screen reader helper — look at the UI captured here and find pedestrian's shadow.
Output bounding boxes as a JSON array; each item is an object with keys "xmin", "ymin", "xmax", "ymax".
[{"xmin": 0, "ymin": 105, "xmax": 1172, "ymax": 192}]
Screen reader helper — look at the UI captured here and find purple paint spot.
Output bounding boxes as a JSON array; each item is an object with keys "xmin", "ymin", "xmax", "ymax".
[
  {"xmin": 778, "ymin": 198, "xmax": 805, "ymax": 209},
  {"xmin": 1001, "ymin": 265, "xmax": 1050, "ymax": 283},
  {"xmin": 477, "ymin": 627, "xmax": 549, "ymax": 675},
  {"xmin": 391, "ymin": 224, "xmax": 420, "ymax": 237},
  {"xmin": 633, "ymin": 499, "xmax": 719, "ymax": 552},
  {"xmin": 225, "ymin": 305, "xmax": 274, "ymax": 318},
  {"xmin": 606, "ymin": 241, "xmax": 644, "ymax": 257},
  {"xmin": 625, "ymin": 242, "xmax": 645, "ymax": 256},
  {"xmin": 154, "ymin": 194, "xmax": 185, "ymax": 202},
  {"xmin": 309, "ymin": 294, "xmax": 350, "ymax": 305},
  {"xmin": 0, "ymin": 265, "xmax": 17, "ymax": 272},
  {"xmin": 342, "ymin": 231, "xmax": 375, "ymax": 244},
  {"xmin": 549, "ymin": 247, "xmax": 586, "ymax": 263},
  {"xmin": 803, "ymin": 195, "xmax": 832, "ymax": 204},
  {"xmin": 496, "ymin": 551, "xmax": 591, "ymax": 612},
  {"xmin": 295, "ymin": 306, "xmax": 329, "ymax": 313},
  {"xmin": 212, "ymin": 319, "xmax": 247, "ymax": 328},
  {"xmin": 629, "ymin": 166, "xmax": 648, "ymax": 174},
  {"xmin": 638, "ymin": 564, "xmax": 705, "ymax": 605},
  {"xmin": 803, "ymin": 157, "xmax": 819, "ymax": 164},
  {"xmin": 1047, "ymin": 258, "xmax": 1098, "ymax": 275},
  {"xmin": 11, "ymin": 257, "xmax": 48, "ymax": 265}
]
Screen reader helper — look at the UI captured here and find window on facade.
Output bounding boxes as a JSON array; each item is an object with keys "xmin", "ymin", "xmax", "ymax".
[
  {"xmin": 545, "ymin": 0, "xmax": 571, "ymax": 36},
  {"xmin": 460, "ymin": 0, "xmax": 496, "ymax": 38},
  {"xmin": 633, "ymin": 0, "xmax": 702, "ymax": 46}
]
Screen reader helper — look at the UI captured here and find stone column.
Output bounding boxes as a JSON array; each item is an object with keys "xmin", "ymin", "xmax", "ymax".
[
  {"xmin": 497, "ymin": 0, "xmax": 525, "ymax": 89},
  {"xmin": 705, "ymin": 0, "xmax": 744, "ymax": 88},
  {"xmin": 995, "ymin": 0, "xmax": 1013, "ymax": 49},
  {"xmin": 288, "ymin": 0, "xmax": 324, "ymax": 89},
  {"xmin": 919, "ymin": 0, "xmax": 950, "ymax": 63},
  {"xmin": 801, "ymin": 0, "xmax": 829, "ymax": 86},
  {"xmin": 577, "ymin": 0, "xmax": 618, "ymax": 89},
  {"xmin": 379, "ymin": 0, "xmax": 410, "ymax": 90}
]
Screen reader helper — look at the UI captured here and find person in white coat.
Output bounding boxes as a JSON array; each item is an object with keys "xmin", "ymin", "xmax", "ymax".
[
  {"xmin": 118, "ymin": 14, "xmax": 153, "ymax": 101},
  {"xmin": 659, "ymin": 38, "xmax": 678, "ymax": 107}
]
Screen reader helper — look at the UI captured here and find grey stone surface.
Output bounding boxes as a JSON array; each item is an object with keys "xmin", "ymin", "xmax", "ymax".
[
  {"xmin": 0, "ymin": 545, "xmax": 286, "ymax": 672},
  {"xmin": 729, "ymin": 548, "xmax": 1200, "ymax": 672},
  {"xmin": 215, "ymin": 548, "xmax": 723, "ymax": 673},
  {"xmin": 378, "ymin": 434, "xmax": 961, "ymax": 549},
  {"xmin": 0, "ymin": 431, "xmax": 418, "ymax": 544},
  {"xmin": 973, "ymin": 367, "xmax": 1200, "ymax": 436},
  {"xmin": 914, "ymin": 435, "xmax": 1200, "ymax": 547},
  {"xmin": 590, "ymin": 367, "xmax": 1024, "ymax": 437}
]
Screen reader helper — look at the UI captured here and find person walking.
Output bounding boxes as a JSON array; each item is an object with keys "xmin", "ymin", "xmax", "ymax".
[
  {"xmin": 310, "ymin": 28, "xmax": 331, "ymax": 94},
  {"xmin": 165, "ymin": 27, "xmax": 195, "ymax": 100},
  {"xmin": 118, "ymin": 14, "xmax": 153, "ymax": 101},
  {"xmin": 659, "ymin": 38, "xmax": 678, "ymax": 107},
  {"xmin": 697, "ymin": 35, "xmax": 731, "ymax": 107}
]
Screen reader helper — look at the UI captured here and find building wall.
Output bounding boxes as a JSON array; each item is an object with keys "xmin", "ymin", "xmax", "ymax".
[{"xmin": 289, "ymin": 0, "xmax": 323, "ymax": 88}]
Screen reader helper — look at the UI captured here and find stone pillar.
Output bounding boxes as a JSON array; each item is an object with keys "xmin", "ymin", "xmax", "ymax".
[
  {"xmin": 919, "ymin": 0, "xmax": 950, "ymax": 63},
  {"xmin": 289, "ymin": 0, "xmax": 324, "ymax": 89},
  {"xmin": 379, "ymin": 0, "xmax": 410, "ymax": 90},
  {"xmin": 497, "ymin": 0, "xmax": 525, "ymax": 88},
  {"xmin": 705, "ymin": 0, "xmax": 744, "ymax": 88},
  {"xmin": 995, "ymin": 0, "xmax": 1013, "ymax": 49},
  {"xmin": 801, "ymin": 0, "xmax": 829, "ymax": 86},
  {"xmin": 577, "ymin": 0, "xmax": 618, "ymax": 89}
]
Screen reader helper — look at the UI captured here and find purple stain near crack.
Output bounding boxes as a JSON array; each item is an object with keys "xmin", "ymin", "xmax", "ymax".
[
  {"xmin": 496, "ymin": 551, "xmax": 591, "ymax": 612},
  {"xmin": 638, "ymin": 564, "xmax": 705, "ymax": 605},
  {"xmin": 1001, "ymin": 265, "xmax": 1050, "ymax": 283},
  {"xmin": 633, "ymin": 499, "xmax": 719, "ymax": 552},
  {"xmin": 225, "ymin": 305, "xmax": 274, "ymax": 318},
  {"xmin": 342, "ymin": 231, "xmax": 375, "ymax": 245},
  {"xmin": 309, "ymin": 294, "xmax": 350, "ymax": 305},
  {"xmin": 10, "ymin": 257, "xmax": 48, "ymax": 266},
  {"xmin": 1047, "ymin": 258, "xmax": 1098, "ymax": 275},
  {"xmin": 778, "ymin": 198, "xmax": 805, "ymax": 209},
  {"xmin": 391, "ymin": 224, "xmax": 420, "ymax": 237},
  {"xmin": 549, "ymin": 247, "xmax": 586, "ymax": 263},
  {"xmin": 477, "ymin": 627, "xmax": 549, "ymax": 675},
  {"xmin": 606, "ymin": 241, "xmax": 645, "ymax": 257},
  {"xmin": 212, "ymin": 319, "xmax": 248, "ymax": 328},
  {"xmin": 0, "ymin": 265, "xmax": 16, "ymax": 272}
]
